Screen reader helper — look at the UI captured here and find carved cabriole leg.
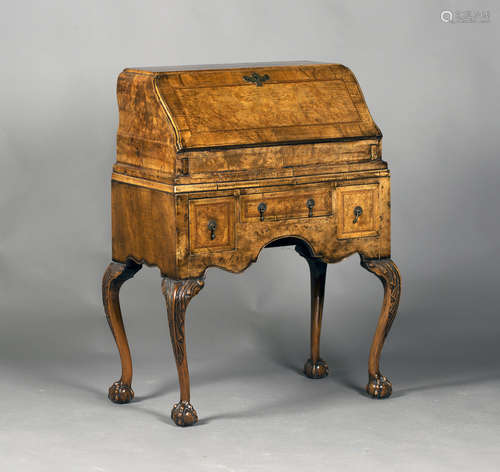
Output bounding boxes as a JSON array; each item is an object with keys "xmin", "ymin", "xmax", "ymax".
[
  {"xmin": 295, "ymin": 245, "xmax": 329, "ymax": 379},
  {"xmin": 360, "ymin": 257, "xmax": 401, "ymax": 399},
  {"xmin": 102, "ymin": 260, "xmax": 142, "ymax": 404},
  {"xmin": 162, "ymin": 276, "xmax": 205, "ymax": 427}
]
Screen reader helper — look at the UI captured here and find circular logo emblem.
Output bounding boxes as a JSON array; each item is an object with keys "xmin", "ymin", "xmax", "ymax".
[{"xmin": 441, "ymin": 10, "xmax": 453, "ymax": 23}]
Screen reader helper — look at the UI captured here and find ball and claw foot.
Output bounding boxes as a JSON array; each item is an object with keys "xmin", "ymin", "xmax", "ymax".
[
  {"xmin": 366, "ymin": 373, "xmax": 392, "ymax": 399},
  {"xmin": 171, "ymin": 401, "xmax": 198, "ymax": 427},
  {"xmin": 304, "ymin": 358, "xmax": 329, "ymax": 379},
  {"xmin": 108, "ymin": 380, "xmax": 134, "ymax": 404}
]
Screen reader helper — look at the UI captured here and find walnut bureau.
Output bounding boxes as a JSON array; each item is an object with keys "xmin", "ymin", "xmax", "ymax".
[{"xmin": 102, "ymin": 62, "xmax": 402, "ymax": 427}]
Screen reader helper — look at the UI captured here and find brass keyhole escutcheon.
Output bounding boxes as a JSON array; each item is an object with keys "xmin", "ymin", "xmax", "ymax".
[
  {"xmin": 353, "ymin": 206, "xmax": 363, "ymax": 224},
  {"xmin": 306, "ymin": 198, "xmax": 315, "ymax": 218},
  {"xmin": 208, "ymin": 220, "xmax": 217, "ymax": 240},
  {"xmin": 258, "ymin": 202, "xmax": 267, "ymax": 221}
]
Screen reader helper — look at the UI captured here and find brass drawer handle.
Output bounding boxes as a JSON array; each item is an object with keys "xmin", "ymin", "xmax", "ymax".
[
  {"xmin": 353, "ymin": 206, "xmax": 363, "ymax": 224},
  {"xmin": 258, "ymin": 202, "xmax": 267, "ymax": 221},
  {"xmin": 207, "ymin": 220, "xmax": 217, "ymax": 240},
  {"xmin": 306, "ymin": 198, "xmax": 315, "ymax": 217},
  {"xmin": 243, "ymin": 72, "xmax": 269, "ymax": 87}
]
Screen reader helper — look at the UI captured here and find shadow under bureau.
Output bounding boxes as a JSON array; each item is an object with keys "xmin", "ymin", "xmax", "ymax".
[{"xmin": 102, "ymin": 62, "xmax": 401, "ymax": 426}]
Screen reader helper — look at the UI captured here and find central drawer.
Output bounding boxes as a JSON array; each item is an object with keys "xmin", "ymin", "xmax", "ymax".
[{"xmin": 240, "ymin": 184, "xmax": 332, "ymax": 222}]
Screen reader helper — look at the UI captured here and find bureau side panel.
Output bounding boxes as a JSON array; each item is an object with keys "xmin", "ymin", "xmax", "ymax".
[
  {"xmin": 111, "ymin": 180, "xmax": 176, "ymax": 274},
  {"xmin": 116, "ymin": 71, "xmax": 177, "ymax": 178}
]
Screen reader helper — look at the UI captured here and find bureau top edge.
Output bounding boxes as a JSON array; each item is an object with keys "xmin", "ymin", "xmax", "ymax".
[{"xmin": 124, "ymin": 61, "xmax": 326, "ymax": 74}]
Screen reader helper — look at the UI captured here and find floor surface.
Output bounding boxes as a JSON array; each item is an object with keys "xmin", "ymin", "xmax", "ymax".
[{"xmin": 2, "ymin": 305, "xmax": 499, "ymax": 471}]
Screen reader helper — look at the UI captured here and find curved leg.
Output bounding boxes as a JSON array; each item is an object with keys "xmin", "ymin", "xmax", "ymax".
[
  {"xmin": 360, "ymin": 257, "xmax": 401, "ymax": 399},
  {"xmin": 162, "ymin": 276, "xmax": 204, "ymax": 427},
  {"xmin": 296, "ymin": 245, "xmax": 329, "ymax": 379},
  {"xmin": 102, "ymin": 260, "xmax": 142, "ymax": 404}
]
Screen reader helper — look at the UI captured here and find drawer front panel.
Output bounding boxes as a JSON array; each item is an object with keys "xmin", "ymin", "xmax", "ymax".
[
  {"xmin": 240, "ymin": 185, "xmax": 332, "ymax": 222},
  {"xmin": 189, "ymin": 197, "xmax": 236, "ymax": 253},
  {"xmin": 337, "ymin": 184, "xmax": 379, "ymax": 239}
]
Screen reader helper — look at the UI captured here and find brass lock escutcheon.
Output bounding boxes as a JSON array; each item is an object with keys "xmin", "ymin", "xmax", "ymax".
[
  {"xmin": 258, "ymin": 202, "xmax": 267, "ymax": 221},
  {"xmin": 306, "ymin": 198, "xmax": 315, "ymax": 217},
  {"xmin": 243, "ymin": 72, "xmax": 270, "ymax": 87},
  {"xmin": 353, "ymin": 206, "xmax": 363, "ymax": 224},
  {"xmin": 207, "ymin": 220, "xmax": 217, "ymax": 240}
]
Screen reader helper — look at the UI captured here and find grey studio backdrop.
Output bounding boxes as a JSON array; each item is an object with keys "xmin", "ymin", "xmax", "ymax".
[{"xmin": 1, "ymin": 1, "xmax": 499, "ymax": 471}]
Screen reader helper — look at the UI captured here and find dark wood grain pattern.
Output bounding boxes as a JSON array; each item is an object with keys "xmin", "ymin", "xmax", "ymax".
[
  {"xmin": 360, "ymin": 257, "xmax": 401, "ymax": 398},
  {"xmin": 103, "ymin": 62, "xmax": 401, "ymax": 426},
  {"xmin": 102, "ymin": 260, "xmax": 142, "ymax": 403},
  {"xmin": 161, "ymin": 276, "xmax": 205, "ymax": 426}
]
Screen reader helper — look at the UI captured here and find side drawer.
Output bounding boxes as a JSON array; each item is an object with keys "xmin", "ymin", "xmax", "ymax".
[
  {"xmin": 336, "ymin": 183, "xmax": 379, "ymax": 239},
  {"xmin": 189, "ymin": 196, "xmax": 236, "ymax": 254},
  {"xmin": 240, "ymin": 184, "xmax": 332, "ymax": 222}
]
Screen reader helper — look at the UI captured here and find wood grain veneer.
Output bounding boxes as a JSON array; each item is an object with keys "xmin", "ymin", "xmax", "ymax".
[{"xmin": 103, "ymin": 62, "xmax": 401, "ymax": 427}]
